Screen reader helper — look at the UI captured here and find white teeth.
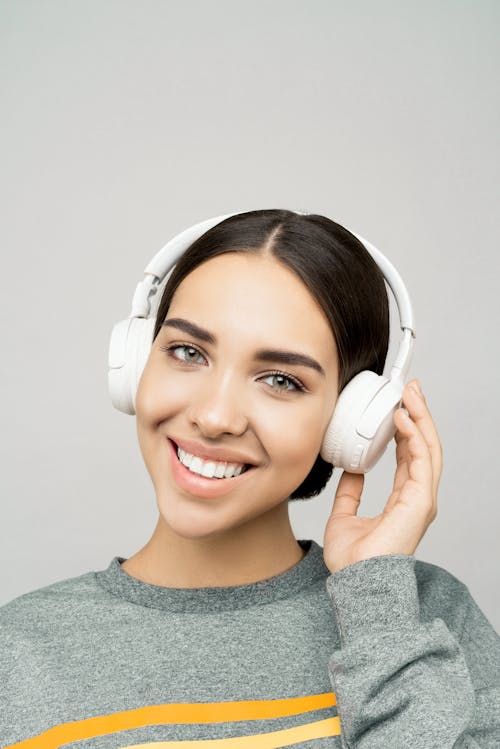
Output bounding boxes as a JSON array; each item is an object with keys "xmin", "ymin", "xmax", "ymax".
[
  {"xmin": 176, "ymin": 446, "xmax": 247, "ymax": 479},
  {"xmin": 214, "ymin": 462, "xmax": 226, "ymax": 478},
  {"xmin": 201, "ymin": 460, "xmax": 217, "ymax": 478}
]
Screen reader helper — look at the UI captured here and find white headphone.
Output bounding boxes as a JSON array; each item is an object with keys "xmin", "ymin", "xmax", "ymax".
[{"xmin": 108, "ymin": 211, "xmax": 415, "ymax": 474}]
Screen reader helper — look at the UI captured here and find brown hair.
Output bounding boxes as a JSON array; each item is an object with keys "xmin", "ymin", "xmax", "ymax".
[{"xmin": 152, "ymin": 209, "xmax": 390, "ymax": 500}]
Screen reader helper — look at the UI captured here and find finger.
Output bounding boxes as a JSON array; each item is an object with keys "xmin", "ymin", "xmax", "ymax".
[
  {"xmin": 330, "ymin": 471, "xmax": 365, "ymax": 518},
  {"xmin": 393, "ymin": 406, "xmax": 434, "ymax": 513},
  {"xmin": 403, "ymin": 382, "xmax": 443, "ymax": 501},
  {"xmin": 382, "ymin": 413, "xmax": 411, "ymax": 514},
  {"xmin": 392, "ymin": 421, "xmax": 410, "ymax": 493},
  {"xmin": 394, "ymin": 413, "xmax": 410, "ymax": 463}
]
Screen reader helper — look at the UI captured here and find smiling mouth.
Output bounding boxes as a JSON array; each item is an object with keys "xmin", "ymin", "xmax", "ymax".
[{"xmin": 170, "ymin": 439, "xmax": 254, "ymax": 480}]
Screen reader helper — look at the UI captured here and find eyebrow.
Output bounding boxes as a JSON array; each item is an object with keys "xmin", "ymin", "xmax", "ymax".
[{"xmin": 161, "ymin": 317, "xmax": 326, "ymax": 377}]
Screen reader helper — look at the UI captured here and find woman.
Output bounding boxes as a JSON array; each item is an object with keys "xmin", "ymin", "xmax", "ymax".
[{"xmin": 1, "ymin": 209, "xmax": 499, "ymax": 748}]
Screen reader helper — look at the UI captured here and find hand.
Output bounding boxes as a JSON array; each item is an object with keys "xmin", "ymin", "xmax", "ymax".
[{"xmin": 323, "ymin": 379, "xmax": 443, "ymax": 575}]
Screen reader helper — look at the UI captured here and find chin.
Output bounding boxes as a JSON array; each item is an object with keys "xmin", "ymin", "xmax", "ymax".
[{"xmin": 155, "ymin": 492, "xmax": 234, "ymax": 541}]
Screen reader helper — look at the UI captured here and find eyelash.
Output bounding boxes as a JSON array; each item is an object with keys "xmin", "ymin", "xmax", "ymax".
[{"xmin": 159, "ymin": 344, "xmax": 306, "ymax": 394}]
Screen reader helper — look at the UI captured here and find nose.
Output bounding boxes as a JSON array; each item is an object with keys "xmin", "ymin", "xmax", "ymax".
[{"xmin": 185, "ymin": 369, "xmax": 249, "ymax": 438}]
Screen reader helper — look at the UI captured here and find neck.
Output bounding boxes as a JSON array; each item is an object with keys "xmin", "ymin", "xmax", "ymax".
[{"xmin": 120, "ymin": 502, "xmax": 306, "ymax": 588}]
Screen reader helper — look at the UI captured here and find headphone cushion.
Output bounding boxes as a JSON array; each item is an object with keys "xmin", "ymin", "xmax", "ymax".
[
  {"xmin": 130, "ymin": 317, "xmax": 157, "ymax": 413},
  {"xmin": 320, "ymin": 370, "xmax": 389, "ymax": 469},
  {"xmin": 108, "ymin": 317, "xmax": 156, "ymax": 415}
]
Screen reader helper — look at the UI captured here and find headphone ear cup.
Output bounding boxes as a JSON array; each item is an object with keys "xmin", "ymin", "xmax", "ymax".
[
  {"xmin": 108, "ymin": 317, "xmax": 156, "ymax": 415},
  {"xmin": 130, "ymin": 316, "xmax": 157, "ymax": 413},
  {"xmin": 321, "ymin": 370, "xmax": 402, "ymax": 473}
]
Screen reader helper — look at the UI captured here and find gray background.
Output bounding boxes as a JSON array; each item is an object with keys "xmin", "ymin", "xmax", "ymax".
[{"xmin": 1, "ymin": 1, "xmax": 499, "ymax": 630}]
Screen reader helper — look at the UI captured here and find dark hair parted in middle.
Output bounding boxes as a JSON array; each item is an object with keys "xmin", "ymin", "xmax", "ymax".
[{"xmin": 152, "ymin": 209, "xmax": 390, "ymax": 500}]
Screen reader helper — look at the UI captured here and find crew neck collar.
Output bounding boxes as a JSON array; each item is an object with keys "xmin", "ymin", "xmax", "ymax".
[{"xmin": 94, "ymin": 539, "xmax": 329, "ymax": 613}]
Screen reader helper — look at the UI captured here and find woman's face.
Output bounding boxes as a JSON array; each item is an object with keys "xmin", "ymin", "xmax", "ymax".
[{"xmin": 135, "ymin": 252, "xmax": 339, "ymax": 541}]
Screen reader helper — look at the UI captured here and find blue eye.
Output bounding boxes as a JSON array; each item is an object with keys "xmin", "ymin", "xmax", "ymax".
[{"xmin": 159, "ymin": 344, "xmax": 306, "ymax": 394}]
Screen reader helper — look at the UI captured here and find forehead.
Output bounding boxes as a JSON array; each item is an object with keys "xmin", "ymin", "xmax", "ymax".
[{"xmin": 167, "ymin": 252, "xmax": 338, "ymax": 364}]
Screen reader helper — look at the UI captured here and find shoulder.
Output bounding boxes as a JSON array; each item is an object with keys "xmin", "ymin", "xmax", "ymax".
[{"xmin": 0, "ymin": 569, "xmax": 100, "ymax": 640}]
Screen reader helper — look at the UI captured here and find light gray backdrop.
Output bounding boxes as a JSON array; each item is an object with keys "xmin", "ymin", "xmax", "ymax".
[{"xmin": 1, "ymin": 0, "xmax": 499, "ymax": 630}]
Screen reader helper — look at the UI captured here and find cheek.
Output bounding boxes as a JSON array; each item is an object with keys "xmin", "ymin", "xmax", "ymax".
[
  {"xmin": 135, "ymin": 366, "xmax": 184, "ymax": 423},
  {"xmin": 263, "ymin": 409, "xmax": 324, "ymax": 472}
]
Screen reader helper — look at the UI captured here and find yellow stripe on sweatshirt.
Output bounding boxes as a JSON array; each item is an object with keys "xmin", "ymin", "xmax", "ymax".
[
  {"xmin": 116, "ymin": 716, "xmax": 342, "ymax": 748},
  {"xmin": 2, "ymin": 692, "xmax": 339, "ymax": 749}
]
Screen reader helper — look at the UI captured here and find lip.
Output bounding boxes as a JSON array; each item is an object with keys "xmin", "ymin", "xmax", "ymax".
[
  {"xmin": 170, "ymin": 435, "xmax": 257, "ymax": 466},
  {"xmin": 167, "ymin": 438, "xmax": 256, "ymax": 499}
]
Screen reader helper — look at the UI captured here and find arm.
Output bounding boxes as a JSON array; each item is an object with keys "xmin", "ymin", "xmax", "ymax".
[
  {"xmin": 326, "ymin": 554, "xmax": 500, "ymax": 748},
  {"xmin": 454, "ymin": 579, "xmax": 500, "ymax": 748}
]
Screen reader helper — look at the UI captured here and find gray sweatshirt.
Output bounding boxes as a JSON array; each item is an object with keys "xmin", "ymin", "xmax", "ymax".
[{"xmin": 0, "ymin": 539, "xmax": 499, "ymax": 748}]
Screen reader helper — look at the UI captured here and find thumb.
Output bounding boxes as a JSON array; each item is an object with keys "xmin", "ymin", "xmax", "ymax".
[{"xmin": 331, "ymin": 470, "xmax": 365, "ymax": 518}]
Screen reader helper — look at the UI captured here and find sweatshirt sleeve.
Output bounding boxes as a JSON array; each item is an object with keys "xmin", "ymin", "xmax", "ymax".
[{"xmin": 325, "ymin": 554, "xmax": 500, "ymax": 748}]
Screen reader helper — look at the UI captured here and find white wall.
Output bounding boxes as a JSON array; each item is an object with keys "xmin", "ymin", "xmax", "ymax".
[{"xmin": 1, "ymin": 0, "xmax": 498, "ymax": 629}]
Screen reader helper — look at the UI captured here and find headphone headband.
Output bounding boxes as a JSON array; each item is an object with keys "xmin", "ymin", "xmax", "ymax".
[
  {"xmin": 117, "ymin": 211, "xmax": 415, "ymax": 384},
  {"xmin": 108, "ymin": 210, "xmax": 416, "ymax": 473}
]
